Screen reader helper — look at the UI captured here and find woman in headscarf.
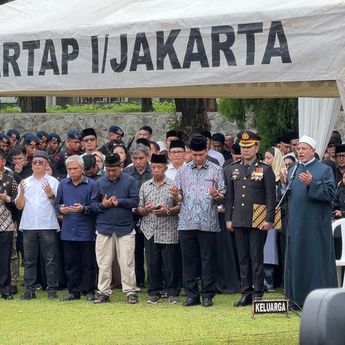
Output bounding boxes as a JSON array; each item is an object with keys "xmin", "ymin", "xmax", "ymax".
[{"xmin": 263, "ymin": 147, "xmax": 285, "ymax": 292}]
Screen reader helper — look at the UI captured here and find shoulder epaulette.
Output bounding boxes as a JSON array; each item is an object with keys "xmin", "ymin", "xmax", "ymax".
[
  {"xmin": 230, "ymin": 159, "xmax": 241, "ymax": 166},
  {"xmin": 258, "ymin": 160, "xmax": 269, "ymax": 166}
]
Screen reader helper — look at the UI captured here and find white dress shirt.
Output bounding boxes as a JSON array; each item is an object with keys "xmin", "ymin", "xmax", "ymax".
[
  {"xmin": 165, "ymin": 162, "xmax": 186, "ymax": 181},
  {"xmin": 18, "ymin": 174, "xmax": 60, "ymax": 230},
  {"xmin": 208, "ymin": 148, "xmax": 225, "ymax": 166}
]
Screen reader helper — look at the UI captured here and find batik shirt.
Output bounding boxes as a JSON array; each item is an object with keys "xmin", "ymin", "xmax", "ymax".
[
  {"xmin": 174, "ymin": 160, "xmax": 225, "ymax": 232},
  {"xmin": 0, "ymin": 170, "xmax": 18, "ymax": 232},
  {"xmin": 139, "ymin": 177, "xmax": 178, "ymax": 244}
]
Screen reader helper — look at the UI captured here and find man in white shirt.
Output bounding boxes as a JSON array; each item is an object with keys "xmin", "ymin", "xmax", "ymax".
[
  {"xmin": 166, "ymin": 140, "xmax": 186, "ymax": 181},
  {"xmin": 15, "ymin": 150, "xmax": 60, "ymax": 300}
]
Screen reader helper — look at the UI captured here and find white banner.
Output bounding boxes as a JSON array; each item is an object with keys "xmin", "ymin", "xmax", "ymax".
[{"xmin": 0, "ymin": 0, "xmax": 345, "ymax": 97}]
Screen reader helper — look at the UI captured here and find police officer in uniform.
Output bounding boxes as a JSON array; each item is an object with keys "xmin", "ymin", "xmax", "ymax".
[
  {"xmin": 54, "ymin": 130, "xmax": 82, "ymax": 180},
  {"xmin": 47, "ymin": 133, "xmax": 62, "ymax": 157},
  {"xmin": 224, "ymin": 131, "xmax": 276, "ymax": 307},
  {"xmin": 98, "ymin": 126, "xmax": 125, "ymax": 156}
]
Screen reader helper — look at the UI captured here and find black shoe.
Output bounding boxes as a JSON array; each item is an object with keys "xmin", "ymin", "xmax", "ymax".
[
  {"xmin": 182, "ymin": 297, "xmax": 201, "ymax": 307},
  {"xmin": 93, "ymin": 294, "xmax": 110, "ymax": 304},
  {"xmin": 48, "ymin": 291, "xmax": 58, "ymax": 299},
  {"xmin": 127, "ymin": 293, "xmax": 139, "ymax": 304},
  {"xmin": 146, "ymin": 295, "xmax": 160, "ymax": 304},
  {"xmin": 159, "ymin": 290, "xmax": 168, "ymax": 298},
  {"xmin": 202, "ymin": 297, "xmax": 213, "ymax": 307},
  {"xmin": 234, "ymin": 294, "xmax": 252, "ymax": 307},
  {"xmin": 21, "ymin": 290, "xmax": 36, "ymax": 300},
  {"xmin": 10, "ymin": 286, "xmax": 18, "ymax": 295},
  {"xmin": 84, "ymin": 293, "xmax": 96, "ymax": 301},
  {"xmin": 253, "ymin": 296, "xmax": 263, "ymax": 302},
  {"xmin": 1, "ymin": 294, "xmax": 13, "ymax": 300},
  {"xmin": 60, "ymin": 294, "xmax": 80, "ymax": 302},
  {"xmin": 169, "ymin": 296, "xmax": 180, "ymax": 304}
]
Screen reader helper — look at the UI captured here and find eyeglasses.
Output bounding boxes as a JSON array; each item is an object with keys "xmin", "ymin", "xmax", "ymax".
[
  {"xmin": 169, "ymin": 150, "xmax": 185, "ymax": 154},
  {"xmin": 32, "ymin": 159, "xmax": 45, "ymax": 166},
  {"xmin": 82, "ymin": 137, "xmax": 96, "ymax": 143}
]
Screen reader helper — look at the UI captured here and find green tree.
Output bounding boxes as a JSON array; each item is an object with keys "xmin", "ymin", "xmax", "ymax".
[{"xmin": 218, "ymin": 98, "xmax": 298, "ymax": 150}]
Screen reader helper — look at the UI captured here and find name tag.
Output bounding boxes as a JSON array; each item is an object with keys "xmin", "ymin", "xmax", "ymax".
[{"xmin": 252, "ymin": 300, "xmax": 289, "ymax": 318}]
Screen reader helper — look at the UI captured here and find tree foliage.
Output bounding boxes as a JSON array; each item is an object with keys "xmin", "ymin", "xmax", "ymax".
[{"xmin": 218, "ymin": 98, "xmax": 298, "ymax": 150}]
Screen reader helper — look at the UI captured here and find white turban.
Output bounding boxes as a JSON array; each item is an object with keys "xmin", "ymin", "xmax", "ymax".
[{"xmin": 298, "ymin": 135, "xmax": 317, "ymax": 149}]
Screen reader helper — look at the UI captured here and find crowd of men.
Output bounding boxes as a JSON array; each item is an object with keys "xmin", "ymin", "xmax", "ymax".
[{"xmin": 0, "ymin": 125, "xmax": 340, "ymax": 310}]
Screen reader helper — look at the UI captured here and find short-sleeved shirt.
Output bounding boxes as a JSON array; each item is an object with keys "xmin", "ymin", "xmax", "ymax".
[
  {"xmin": 139, "ymin": 177, "xmax": 178, "ymax": 244},
  {"xmin": 174, "ymin": 160, "xmax": 225, "ymax": 232}
]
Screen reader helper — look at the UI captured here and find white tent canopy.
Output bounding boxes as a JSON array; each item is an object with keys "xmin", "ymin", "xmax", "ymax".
[{"xmin": 0, "ymin": 0, "xmax": 345, "ymax": 100}]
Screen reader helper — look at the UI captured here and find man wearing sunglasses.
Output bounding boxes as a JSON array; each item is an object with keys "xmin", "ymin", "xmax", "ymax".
[
  {"xmin": 15, "ymin": 150, "xmax": 60, "ymax": 300},
  {"xmin": 81, "ymin": 128, "xmax": 98, "ymax": 155}
]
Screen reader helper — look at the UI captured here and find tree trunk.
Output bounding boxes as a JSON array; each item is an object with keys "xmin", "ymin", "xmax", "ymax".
[
  {"xmin": 205, "ymin": 98, "xmax": 217, "ymax": 112},
  {"xmin": 175, "ymin": 98, "xmax": 211, "ymax": 137},
  {"xmin": 18, "ymin": 97, "xmax": 46, "ymax": 113},
  {"xmin": 141, "ymin": 98, "xmax": 153, "ymax": 112}
]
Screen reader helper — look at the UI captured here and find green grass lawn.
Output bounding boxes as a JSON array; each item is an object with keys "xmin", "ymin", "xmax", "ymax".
[{"xmin": 0, "ymin": 288, "xmax": 299, "ymax": 345}]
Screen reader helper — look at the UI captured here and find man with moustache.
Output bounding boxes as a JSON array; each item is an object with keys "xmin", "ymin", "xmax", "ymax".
[
  {"xmin": 90, "ymin": 154, "xmax": 139, "ymax": 304},
  {"xmin": 224, "ymin": 131, "xmax": 276, "ymax": 307}
]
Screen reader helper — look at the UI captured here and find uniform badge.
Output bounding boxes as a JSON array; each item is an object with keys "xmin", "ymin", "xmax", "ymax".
[
  {"xmin": 231, "ymin": 169, "xmax": 240, "ymax": 180},
  {"xmin": 251, "ymin": 167, "xmax": 264, "ymax": 180},
  {"xmin": 254, "ymin": 167, "xmax": 264, "ymax": 181}
]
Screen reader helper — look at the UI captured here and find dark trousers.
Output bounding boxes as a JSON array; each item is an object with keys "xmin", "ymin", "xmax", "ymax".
[
  {"xmin": 179, "ymin": 230, "xmax": 217, "ymax": 300},
  {"xmin": 135, "ymin": 230, "xmax": 146, "ymax": 287},
  {"xmin": 0, "ymin": 232, "xmax": 13, "ymax": 295},
  {"xmin": 23, "ymin": 230, "xmax": 58, "ymax": 293},
  {"xmin": 63, "ymin": 241, "xmax": 96, "ymax": 297},
  {"xmin": 145, "ymin": 237, "xmax": 181, "ymax": 297},
  {"xmin": 234, "ymin": 227, "xmax": 267, "ymax": 297}
]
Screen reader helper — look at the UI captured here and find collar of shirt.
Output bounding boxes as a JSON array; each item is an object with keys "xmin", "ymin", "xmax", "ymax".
[
  {"xmin": 32, "ymin": 173, "xmax": 49, "ymax": 182},
  {"xmin": 105, "ymin": 172, "xmax": 123, "ymax": 183},
  {"xmin": 67, "ymin": 175, "xmax": 89, "ymax": 185},
  {"xmin": 148, "ymin": 176, "xmax": 169, "ymax": 186},
  {"xmin": 126, "ymin": 163, "xmax": 151, "ymax": 175},
  {"xmin": 300, "ymin": 157, "xmax": 316, "ymax": 166},
  {"xmin": 189, "ymin": 160, "xmax": 210, "ymax": 170},
  {"xmin": 167, "ymin": 162, "xmax": 185, "ymax": 170}
]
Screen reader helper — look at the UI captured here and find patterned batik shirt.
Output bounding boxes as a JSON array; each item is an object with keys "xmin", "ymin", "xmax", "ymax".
[
  {"xmin": 139, "ymin": 177, "xmax": 179, "ymax": 244},
  {"xmin": 0, "ymin": 170, "xmax": 18, "ymax": 232},
  {"xmin": 174, "ymin": 160, "xmax": 225, "ymax": 232}
]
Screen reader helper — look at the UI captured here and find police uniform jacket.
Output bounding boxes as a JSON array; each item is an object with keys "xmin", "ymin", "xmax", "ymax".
[{"xmin": 224, "ymin": 158, "xmax": 276, "ymax": 228}]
